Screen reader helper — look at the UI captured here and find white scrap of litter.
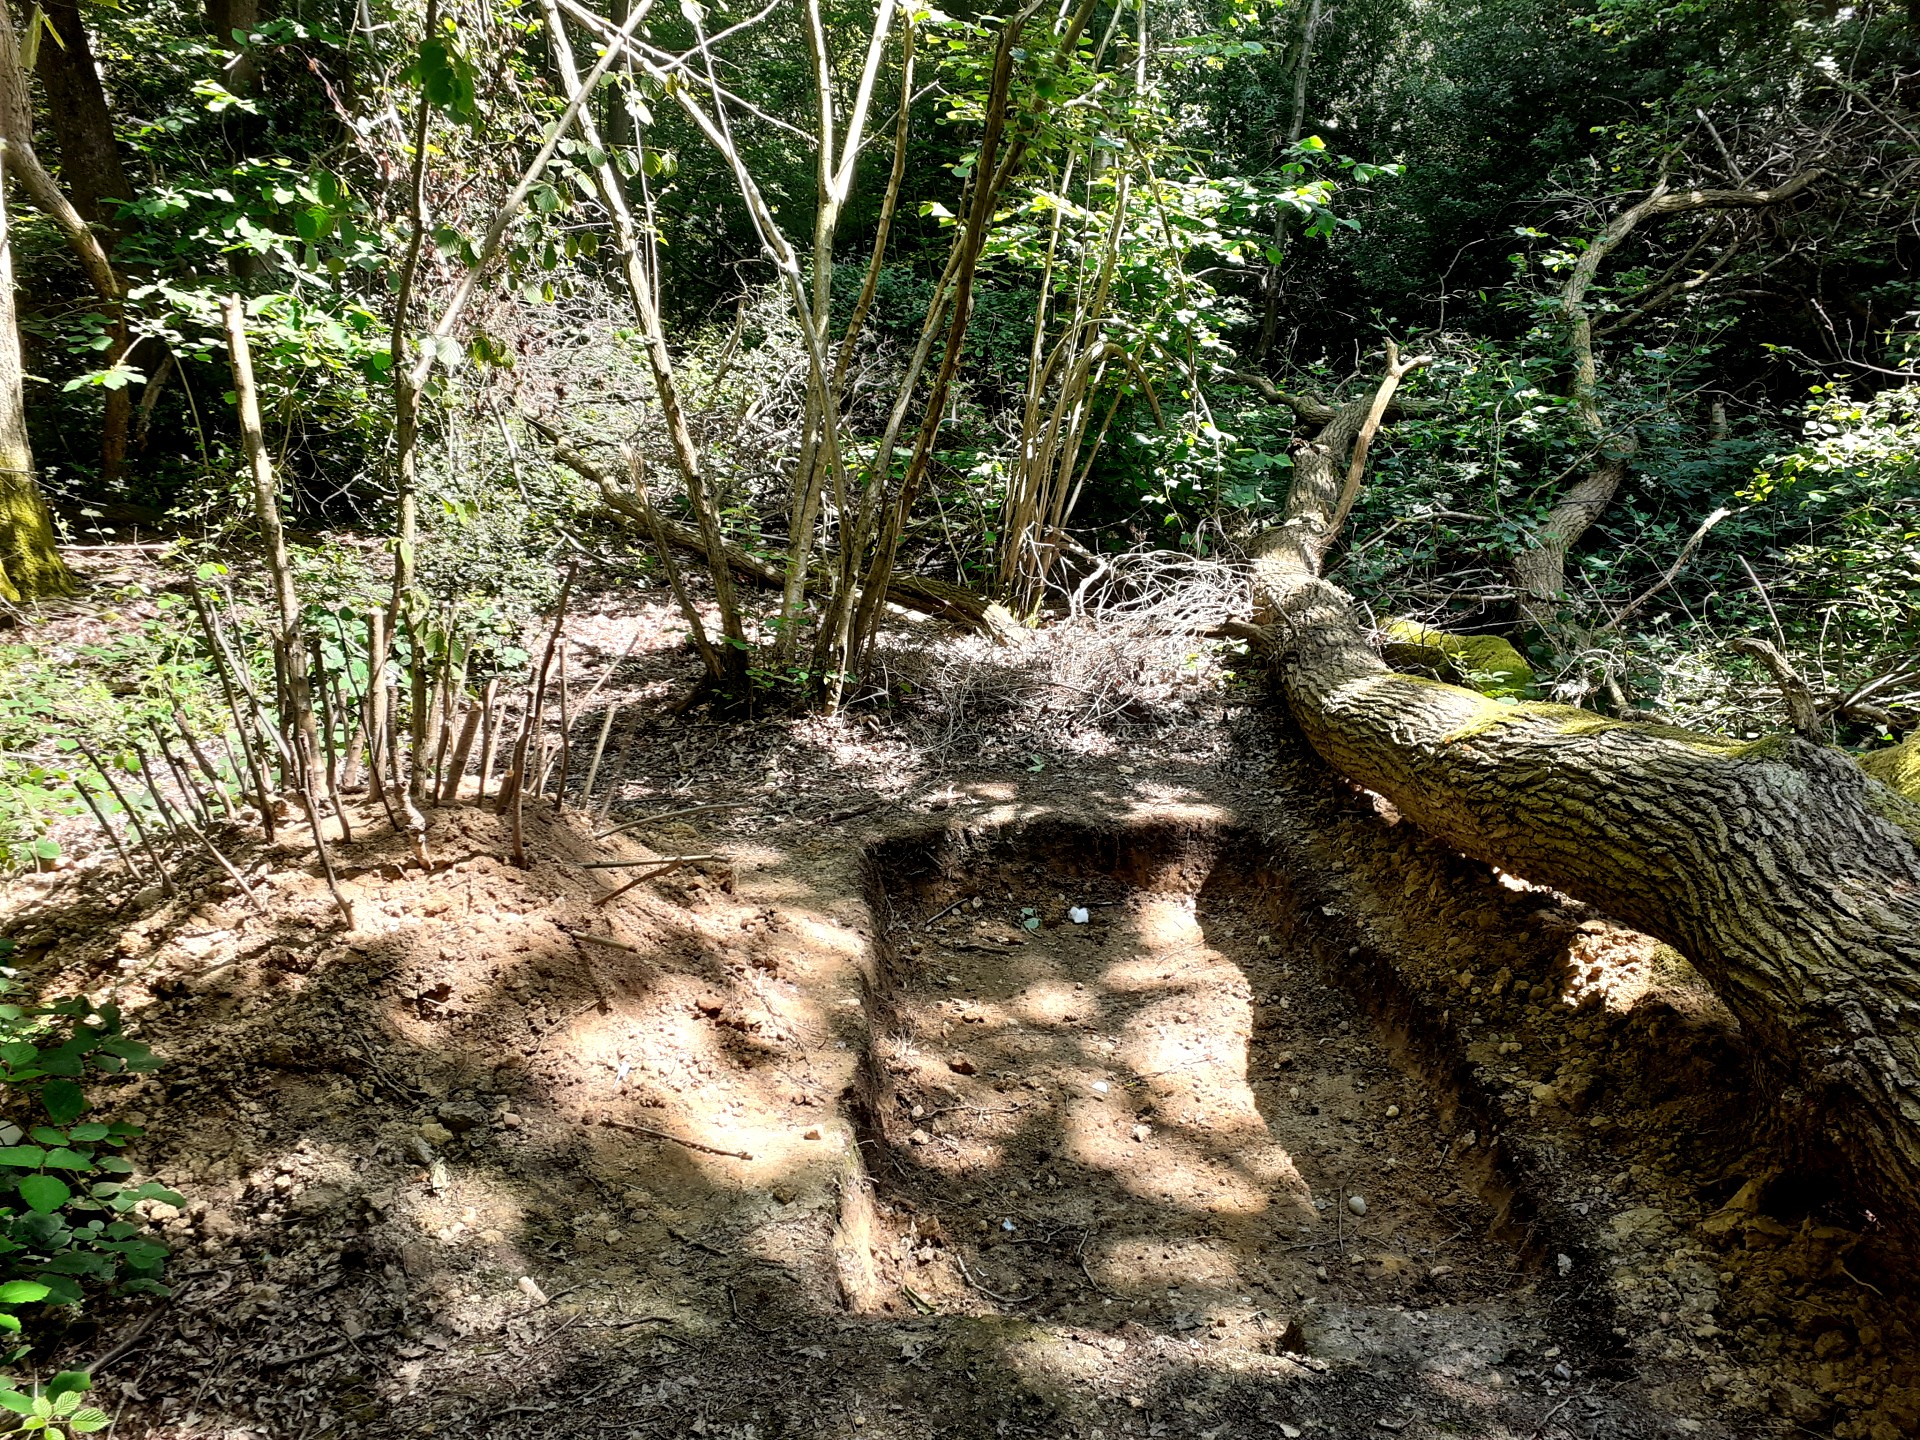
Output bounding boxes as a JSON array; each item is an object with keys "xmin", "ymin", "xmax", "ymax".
[
  {"xmin": 1092, "ymin": 1081, "xmax": 1109, "ymax": 1094},
  {"xmin": 1069, "ymin": 906, "xmax": 1090, "ymax": 924},
  {"xmin": 1001, "ymin": 1219, "xmax": 1016, "ymax": 1232}
]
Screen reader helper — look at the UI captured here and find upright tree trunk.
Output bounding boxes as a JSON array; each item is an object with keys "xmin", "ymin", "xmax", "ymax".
[
  {"xmin": 0, "ymin": 163, "xmax": 73, "ymax": 601},
  {"xmin": 1512, "ymin": 171, "xmax": 1821, "ymax": 628},
  {"xmin": 223, "ymin": 296, "xmax": 320, "ymax": 797},
  {"xmin": 0, "ymin": 0, "xmax": 129, "ymax": 480},
  {"xmin": 32, "ymin": 0, "xmax": 132, "ymax": 227},
  {"xmin": 1249, "ymin": 366, "xmax": 1920, "ymax": 1242},
  {"xmin": 206, "ymin": 0, "xmax": 260, "ymax": 95}
]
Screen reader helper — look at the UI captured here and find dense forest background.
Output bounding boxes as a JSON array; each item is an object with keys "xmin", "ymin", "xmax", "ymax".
[{"xmin": 0, "ymin": 0, "xmax": 1914, "ymax": 859}]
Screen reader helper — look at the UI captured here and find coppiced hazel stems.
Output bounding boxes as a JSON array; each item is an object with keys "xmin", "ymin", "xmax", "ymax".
[
  {"xmin": 190, "ymin": 586, "xmax": 276, "ymax": 839},
  {"xmin": 73, "ymin": 773, "xmax": 136, "ymax": 883},
  {"xmin": 365, "ymin": 609, "xmax": 389, "ymax": 807},
  {"xmin": 537, "ymin": 0, "xmax": 746, "ymax": 689},
  {"xmin": 553, "ymin": 637, "xmax": 572, "ymax": 811},
  {"xmin": 476, "ymin": 676, "xmax": 501, "ymax": 803},
  {"xmin": 500, "ymin": 564, "xmax": 574, "ymax": 867},
  {"xmin": 619, "ymin": 443, "xmax": 722, "ymax": 678},
  {"xmin": 222, "ymin": 295, "xmax": 321, "ymax": 798},
  {"xmin": 77, "ymin": 744, "xmax": 175, "ymax": 896}
]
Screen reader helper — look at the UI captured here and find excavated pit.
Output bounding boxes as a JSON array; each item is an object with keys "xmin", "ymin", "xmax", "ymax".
[{"xmin": 850, "ymin": 815, "xmax": 1656, "ymax": 1437}]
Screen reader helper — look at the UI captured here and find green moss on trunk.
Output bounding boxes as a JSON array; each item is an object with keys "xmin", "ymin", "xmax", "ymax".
[
  {"xmin": 1861, "ymin": 733, "xmax": 1920, "ymax": 802},
  {"xmin": 0, "ymin": 461, "xmax": 74, "ymax": 603},
  {"xmin": 1380, "ymin": 619, "xmax": 1533, "ymax": 697}
]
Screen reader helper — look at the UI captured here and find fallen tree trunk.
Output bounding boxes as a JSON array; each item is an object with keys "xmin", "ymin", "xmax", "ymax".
[{"xmin": 1248, "ymin": 374, "xmax": 1920, "ymax": 1234}]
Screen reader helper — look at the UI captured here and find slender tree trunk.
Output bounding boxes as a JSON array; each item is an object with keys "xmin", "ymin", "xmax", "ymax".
[
  {"xmin": 1252, "ymin": 0, "xmax": 1324, "ymax": 364},
  {"xmin": 0, "ymin": 160, "xmax": 72, "ymax": 601},
  {"xmin": 206, "ymin": 0, "xmax": 260, "ymax": 95},
  {"xmin": 536, "ymin": 0, "xmax": 748, "ymax": 692},
  {"xmin": 1249, "ymin": 365, "xmax": 1920, "ymax": 1243},
  {"xmin": 223, "ymin": 296, "xmax": 321, "ymax": 797},
  {"xmin": 1513, "ymin": 171, "xmax": 1821, "ymax": 628}
]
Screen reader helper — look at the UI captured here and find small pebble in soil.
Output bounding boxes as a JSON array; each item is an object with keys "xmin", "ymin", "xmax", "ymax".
[
  {"xmin": 1130, "ymin": 1124, "xmax": 1151, "ymax": 1142},
  {"xmin": 1348, "ymin": 1194, "xmax": 1368, "ymax": 1217},
  {"xmin": 1385, "ymin": 1105, "xmax": 1401, "ymax": 1118}
]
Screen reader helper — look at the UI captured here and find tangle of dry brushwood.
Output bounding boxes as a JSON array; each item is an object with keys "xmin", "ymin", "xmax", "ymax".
[{"xmin": 874, "ymin": 545, "xmax": 1251, "ymax": 752}]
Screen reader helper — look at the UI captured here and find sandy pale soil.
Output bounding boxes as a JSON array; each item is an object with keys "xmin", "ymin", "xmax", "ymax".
[{"xmin": 2, "ymin": 578, "xmax": 1915, "ymax": 1440}]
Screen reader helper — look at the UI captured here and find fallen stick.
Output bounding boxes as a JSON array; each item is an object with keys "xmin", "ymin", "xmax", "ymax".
[
  {"xmin": 594, "ymin": 800, "xmax": 749, "ymax": 840},
  {"xmin": 600, "ymin": 1115, "xmax": 752, "ymax": 1161},
  {"xmin": 568, "ymin": 930, "xmax": 643, "ymax": 953},
  {"xmin": 579, "ymin": 852, "xmax": 718, "ymax": 870},
  {"xmin": 592, "ymin": 855, "xmax": 715, "ymax": 907},
  {"xmin": 476, "ymin": 677, "xmax": 501, "ymax": 803},
  {"xmin": 953, "ymin": 1252, "xmax": 1036, "ymax": 1306},
  {"xmin": 579, "ymin": 704, "xmax": 619, "ymax": 813}
]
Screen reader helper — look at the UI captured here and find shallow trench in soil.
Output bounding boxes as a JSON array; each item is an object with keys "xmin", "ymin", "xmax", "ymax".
[
  {"xmin": 17, "ymin": 738, "xmax": 1916, "ymax": 1440},
  {"xmin": 839, "ymin": 815, "xmax": 1647, "ymax": 1439}
]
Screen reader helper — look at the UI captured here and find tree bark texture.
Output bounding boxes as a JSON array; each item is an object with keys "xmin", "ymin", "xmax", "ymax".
[
  {"xmin": 1, "ymin": 0, "xmax": 129, "ymax": 479},
  {"xmin": 32, "ymin": 0, "xmax": 131, "ymax": 226},
  {"xmin": 0, "ymin": 162, "xmax": 72, "ymax": 601},
  {"xmin": 1251, "ymin": 383, "xmax": 1920, "ymax": 1239}
]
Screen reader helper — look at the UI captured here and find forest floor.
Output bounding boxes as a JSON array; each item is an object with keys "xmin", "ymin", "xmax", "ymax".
[{"xmin": 3, "ymin": 556, "xmax": 1917, "ymax": 1440}]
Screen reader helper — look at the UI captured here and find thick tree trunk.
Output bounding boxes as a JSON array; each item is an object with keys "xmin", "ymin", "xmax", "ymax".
[
  {"xmin": 0, "ymin": 168, "xmax": 73, "ymax": 601},
  {"xmin": 32, "ymin": 0, "xmax": 132, "ymax": 228},
  {"xmin": 1, "ymin": 0, "xmax": 129, "ymax": 480},
  {"xmin": 1251, "ymin": 381, "xmax": 1920, "ymax": 1239}
]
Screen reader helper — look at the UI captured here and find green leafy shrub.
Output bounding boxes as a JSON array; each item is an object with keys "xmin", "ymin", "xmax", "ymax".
[
  {"xmin": 0, "ymin": 967, "xmax": 177, "ymax": 1320},
  {"xmin": 0, "ymin": 1370, "xmax": 111, "ymax": 1437}
]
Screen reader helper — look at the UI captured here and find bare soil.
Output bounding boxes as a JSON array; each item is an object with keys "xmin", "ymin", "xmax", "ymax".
[{"xmin": 2, "ymin": 568, "xmax": 1916, "ymax": 1440}]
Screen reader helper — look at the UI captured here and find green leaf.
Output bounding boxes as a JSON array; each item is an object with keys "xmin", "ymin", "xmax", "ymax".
[
  {"xmin": 0, "ymin": 1387, "xmax": 31, "ymax": 1414},
  {"xmin": 0, "ymin": 1145, "xmax": 48, "ymax": 1167},
  {"xmin": 65, "ymin": 1125, "xmax": 108, "ymax": 1143},
  {"xmin": 0, "ymin": 1281, "xmax": 50, "ymax": 1304},
  {"xmin": 42, "ymin": 1149, "xmax": 94, "ymax": 1172},
  {"xmin": 19, "ymin": 1174, "xmax": 71, "ymax": 1214},
  {"xmin": 41, "ymin": 1080, "xmax": 85, "ymax": 1124},
  {"xmin": 69, "ymin": 1410, "xmax": 110, "ymax": 1434}
]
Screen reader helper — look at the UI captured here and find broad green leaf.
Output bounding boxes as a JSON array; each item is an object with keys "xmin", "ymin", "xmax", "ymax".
[
  {"xmin": 41, "ymin": 1080, "xmax": 85, "ymax": 1124},
  {"xmin": 19, "ymin": 1174, "xmax": 71, "ymax": 1214}
]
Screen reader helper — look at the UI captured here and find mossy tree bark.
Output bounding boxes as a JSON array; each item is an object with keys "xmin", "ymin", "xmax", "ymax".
[
  {"xmin": 1251, "ymin": 372, "xmax": 1920, "ymax": 1237},
  {"xmin": 0, "ymin": 151, "xmax": 74, "ymax": 602}
]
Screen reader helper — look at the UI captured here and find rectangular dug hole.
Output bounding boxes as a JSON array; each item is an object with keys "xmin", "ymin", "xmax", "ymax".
[{"xmin": 854, "ymin": 815, "xmax": 1538, "ymax": 1329}]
